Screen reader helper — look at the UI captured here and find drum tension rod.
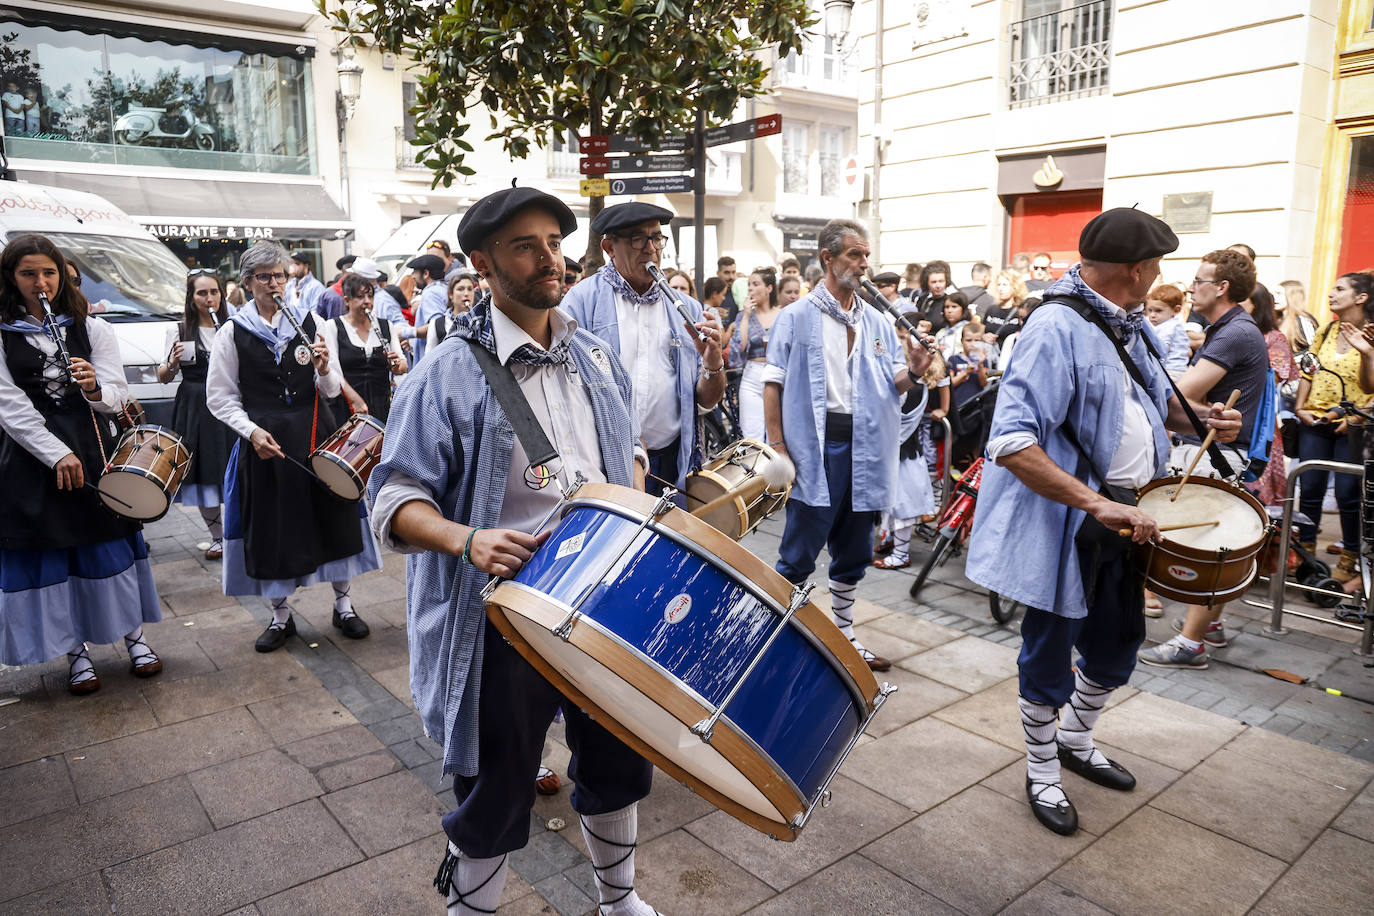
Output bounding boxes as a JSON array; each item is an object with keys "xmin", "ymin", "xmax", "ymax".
[
  {"xmin": 690, "ymin": 583, "xmax": 815, "ymax": 744},
  {"xmin": 791, "ymin": 681, "xmax": 901, "ymax": 832}
]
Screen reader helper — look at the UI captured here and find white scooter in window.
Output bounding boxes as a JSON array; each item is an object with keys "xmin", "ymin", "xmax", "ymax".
[{"xmin": 114, "ymin": 96, "xmax": 216, "ymax": 151}]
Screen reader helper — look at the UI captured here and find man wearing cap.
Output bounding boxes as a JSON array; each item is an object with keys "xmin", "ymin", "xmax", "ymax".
[
  {"xmin": 562, "ymin": 201, "xmax": 725, "ymax": 495},
  {"xmin": 368, "ymin": 186, "xmax": 660, "ymax": 916},
  {"xmin": 563, "ymin": 255, "xmax": 583, "ymax": 294},
  {"xmin": 966, "ymin": 208, "xmax": 1243, "ymax": 837},
  {"xmin": 284, "ymin": 252, "xmax": 325, "ymax": 316},
  {"xmin": 318, "ymin": 256, "xmax": 377, "ymax": 322},
  {"xmin": 407, "ymin": 252, "xmax": 450, "ymax": 361},
  {"xmin": 871, "ymin": 271, "xmax": 903, "ymax": 307}
]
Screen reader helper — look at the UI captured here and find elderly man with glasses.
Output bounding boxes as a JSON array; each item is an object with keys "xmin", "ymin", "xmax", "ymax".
[{"xmin": 561, "ymin": 202, "xmax": 725, "ymax": 495}]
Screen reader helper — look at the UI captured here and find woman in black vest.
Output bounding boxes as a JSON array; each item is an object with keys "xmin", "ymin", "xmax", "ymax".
[
  {"xmin": 322, "ymin": 274, "xmax": 407, "ymax": 421},
  {"xmin": 158, "ymin": 270, "xmax": 234, "ymax": 558},
  {"xmin": 0, "ymin": 233, "xmax": 163, "ymax": 693},
  {"xmin": 206, "ymin": 241, "xmax": 381, "ymax": 652}
]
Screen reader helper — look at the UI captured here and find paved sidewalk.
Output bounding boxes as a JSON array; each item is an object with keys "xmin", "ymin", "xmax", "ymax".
[{"xmin": 1, "ymin": 506, "xmax": 1372, "ymax": 914}]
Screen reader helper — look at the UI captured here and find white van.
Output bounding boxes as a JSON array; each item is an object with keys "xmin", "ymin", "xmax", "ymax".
[
  {"xmin": 0, "ymin": 179, "xmax": 185, "ymax": 424},
  {"xmin": 370, "ymin": 211, "xmax": 591, "ymax": 289}
]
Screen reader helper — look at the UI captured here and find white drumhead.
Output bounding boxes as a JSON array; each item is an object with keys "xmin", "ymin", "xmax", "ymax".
[
  {"xmin": 311, "ymin": 453, "xmax": 363, "ymax": 501},
  {"xmin": 98, "ymin": 470, "xmax": 169, "ymax": 521},
  {"xmin": 502, "ymin": 605, "xmax": 786, "ymax": 823},
  {"xmin": 1138, "ymin": 483, "xmax": 1265, "ymax": 550}
]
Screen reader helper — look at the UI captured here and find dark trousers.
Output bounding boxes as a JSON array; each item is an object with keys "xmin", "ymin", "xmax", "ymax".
[
  {"xmin": 1296, "ymin": 424, "xmax": 1360, "ymax": 548},
  {"xmin": 443, "ymin": 623, "xmax": 654, "ymax": 858},
  {"xmin": 1018, "ymin": 544, "xmax": 1146, "ymax": 708},
  {"xmin": 645, "ymin": 437, "xmax": 681, "ymax": 498},
  {"xmin": 775, "ymin": 439, "xmax": 876, "ymax": 586}
]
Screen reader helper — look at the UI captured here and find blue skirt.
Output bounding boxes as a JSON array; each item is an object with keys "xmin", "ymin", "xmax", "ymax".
[{"xmin": 0, "ymin": 533, "xmax": 162, "ymax": 665}]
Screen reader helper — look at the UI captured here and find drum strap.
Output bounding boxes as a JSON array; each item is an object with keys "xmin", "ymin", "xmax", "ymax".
[{"xmin": 464, "ymin": 340, "xmax": 560, "ymax": 472}]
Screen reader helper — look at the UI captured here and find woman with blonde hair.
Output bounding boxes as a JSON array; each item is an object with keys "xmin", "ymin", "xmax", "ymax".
[{"xmin": 1278, "ymin": 280, "xmax": 1318, "ymax": 353}]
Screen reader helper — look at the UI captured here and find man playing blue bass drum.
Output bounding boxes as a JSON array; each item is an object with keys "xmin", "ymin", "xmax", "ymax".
[
  {"xmin": 368, "ymin": 186, "xmax": 663, "ymax": 916},
  {"xmin": 966, "ymin": 209, "xmax": 1242, "ymax": 836}
]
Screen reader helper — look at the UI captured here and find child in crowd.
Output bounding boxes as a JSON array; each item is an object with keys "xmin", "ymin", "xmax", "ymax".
[
  {"xmin": 947, "ymin": 322, "xmax": 989, "ymax": 465},
  {"xmin": 1146, "ymin": 284, "xmax": 1191, "ymax": 375},
  {"xmin": 916, "ymin": 319, "xmax": 951, "ymax": 511},
  {"xmin": 933, "ymin": 292, "xmax": 971, "ymax": 359},
  {"xmin": 875, "ymin": 312, "xmax": 937, "ymax": 569}
]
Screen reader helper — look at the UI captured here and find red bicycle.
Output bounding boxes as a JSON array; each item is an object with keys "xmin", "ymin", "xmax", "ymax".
[{"xmin": 909, "ymin": 456, "xmax": 984, "ymax": 600}]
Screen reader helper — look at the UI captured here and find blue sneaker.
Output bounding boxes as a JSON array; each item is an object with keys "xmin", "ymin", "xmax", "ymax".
[{"xmin": 1137, "ymin": 636, "xmax": 1209, "ymax": 669}]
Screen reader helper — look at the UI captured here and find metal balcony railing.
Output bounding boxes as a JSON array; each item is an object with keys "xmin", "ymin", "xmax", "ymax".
[
  {"xmin": 1009, "ymin": 1, "xmax": 1112, "ymax": 108},
  {"xmin": 395, "ymin": 126, "xmax": 424, "ymax": 170}
]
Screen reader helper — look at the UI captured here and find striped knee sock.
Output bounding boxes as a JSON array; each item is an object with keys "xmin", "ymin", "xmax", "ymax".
[
  {"xmin": 1058, "ymin": 670, "xmax": 1113, "ymax": 767},
  {"xmin": 434, "ymin": 842, "xmax": 507, "ymax": 915},
  {"xmin": 1019, "ymin": 694, "xmax": 1066, "ymax": 806},
  {"xmin": 829, "ymin": 579, "xmax": 858, "ymax": 640}
]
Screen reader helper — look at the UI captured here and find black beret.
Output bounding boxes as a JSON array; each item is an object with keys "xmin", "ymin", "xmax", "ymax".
[
  {"xmin": 1078, "ymin": 208, "xmax": 1179, "ymax": 263},
  {"xmin": 564, "ymin": 255, "xmax": 582, "ymax": 273},
  {"xmin": 289, "ymin": 250, "xmax": 311, "ymax": 264},
  {"xmin": 335, "ymin": 254, "xmax": 357, "ymax": 271},
  {"xmin": 872, "ymin": 271, "xmax": 902, "ymax": 286},
  {"xmin": 457, "ymin": 186, "xmax": 578, "ymax": 255},
  {"xmin": 590, "ymin": 202, "xmax": 673, "ymax": 237},
  {"xmin": 406, "ymin": 253, "xmax": 446, "ymax": 277}
]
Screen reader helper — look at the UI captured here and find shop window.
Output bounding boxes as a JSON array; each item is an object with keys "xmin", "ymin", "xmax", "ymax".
[
  {"xmin": 0, "ymin": 16, "xmax": 314, "ymax": 175},
  {"xmin": 1009, "ymin": 0, "xmax": 1112, "ymax": 108},
  {"xmin": 1338, "ymin": 135, "xmax": 1374, "ymax": 276}
]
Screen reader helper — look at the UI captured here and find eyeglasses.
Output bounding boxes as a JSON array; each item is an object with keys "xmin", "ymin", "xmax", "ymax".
[
  {"xmin": 252, "ymin": 272, "xmax": 288, "ymax": 284},
  {"xmin": 617, "ymin": 233, "xmax": 668, "ymax": 251},
  {"xmin": 1191, "ymin": 277, "xmax": 1222, "ymax": 287},
  {"xmin": 1031, "ymin": 264, "xmax": 1052, "ymax": 273}
]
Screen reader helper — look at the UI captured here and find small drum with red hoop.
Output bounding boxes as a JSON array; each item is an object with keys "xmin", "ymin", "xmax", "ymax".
[
  {"xmin": 309, "ymin": 413, "xmax": 385, "ymax": 501},
  {"xmin": 97, "ymin": 425, "xmax": 192, "ymax": 521}
]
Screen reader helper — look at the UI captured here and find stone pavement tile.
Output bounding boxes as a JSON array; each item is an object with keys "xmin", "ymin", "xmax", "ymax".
[
  {"xmin": 1001, "ymin": 881, "xmax": 1114, "ymax": 916},
  {"xmin": 632, "ymin": 829, "xmax": 773, "ymax": 915},
  {"xmin": 103, "ymin": 799, "xmax": 362, "ymax": 915},
  {"xmin": 851, "ymin": 623, "xmax": 924, "ymax": 664},
  {"xmin": 1193, "ymin": 660, "xmax": 1306, "ymax": 709},
  {"xmin": 0, "ymin": 777, "xmax": 211, "ymax": 902},
  {"xmin": 0, "ymin": 755, "xmax": 75, "ymax": 829},
  {"xmin": 539, "ymin": 768, "xmax": 716, "ymax": 862},
  {"xmin": 321, "ymin": 768, "xmax": 448, "ymax": 857},
  {"xmin": 367, "ymin": 597, "xmax": 410, "ymax": 630},
  {"xmin": 1091, "ymin": 691, "xmax": 1246, "ymax": 771},
  {"xmin": 327, "ymin": 624, "xmax": 412, "ymax": 675},
  {"xmin": 370, "ymin": 711, "xmax": 426, "ymax": 746},
  {"xmin": 510, "ymin": 829, "xmax": 586, "ymax": 885},
  {"xmin": 1052, "ymin": 807, "xmax": 1285, "ymax": 916},
  {"xmin": 0, "ymin": 871, "xmax": 109, "ymax": 916},
  {"xmin": 66, "ymin": 706, "xmax": 273, "ymax": 802},
  {"xmin": 865, "ymin": 616, "xmax": 961, "ymax": 664},
  {"xmin": 140, "ymin": 653, "xmax": 321, "ymax": 726},
  {"xmin": 1153, "ymin": 745, "xmax": 1358, "ymax": 861},
  {"xmin": 188, "ymin": 748, "xmax": 322, "ymax": 829},
  {"xmin": 318, "ymin": 748, "xmax": 405, "ymax": 792},
  {"xmin": 1333, "ymin": 777, "xmax": 1374, "ymax": 843},
  {"xmin": 1223, "ymin": 725, "xmax": 1374, "ymax": 788},
  {"xmin": 196, "ymin": 626, "xmax": 280, "ymax": 671},
  {"xmin": 257, "ymin": 832, "xmax": 487, "ymax": 915},
  {"xmin": 146, "ymin": 603, "xmax": 259, "ymax": 639},
  {"xmin": 932, "ymin": 675, "xmax": 1020, "ymax": 749},
  {"xmin": 372, "ymin": 663, "xmax": 414, "ymax": 705},
  {"xmin": 163, "ymin": 584, "xmax": 240, "ymax": 614},
  {"xmin": 744, "ymin": 853, "xmax": 960, "ymax": 915},
  {"xmin": 844, "ymin": 717, "xmax": 1019, "ymax": 812},
  {"xmin": 864, "ymin": 785, "xmax": 1094, "ymax": 914},
  {"xmin": 282, "ymin": 722, "xmax": 388, "ymax": 769},
  {"xmin": 862, "ymin": 667, "xmax": 967, "ymax": 738},
  {"xmin": 1215, "ymin": 628, "xmax": 1340, "ymax": 682},
  {"xmin": 247, "ymin": 686, "xmax": 358, "ymax": 745},
  {"xmin": 685, "ymin": 774, "xmax": 912, "ymax": 891},
  {"xmin": 532, "ymin": 872, "xmax": 597, "ymax": 916},
  {"xmin": 897, "ymin": 636, "xmax": 1019, "ymax": 694},
  {"xmin": 1270, "ymin": 689, "xmax": 1374, "ymax": 744},
  {"xmin": 0, "ymin": 689, "xmax": 157, "ymax": 768},
  {"xmin": 980, "ymin": 743, "xmax": 1181, "ymax": 837},
  {"xmin": 1251, "ymin": 829, "xmax": 1374, "ymax": 915}
]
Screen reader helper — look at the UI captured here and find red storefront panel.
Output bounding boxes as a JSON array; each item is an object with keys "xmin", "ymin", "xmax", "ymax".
[{"xmin": 1006, "ymin": 189, "xmax": 1104, "ymax": 277}]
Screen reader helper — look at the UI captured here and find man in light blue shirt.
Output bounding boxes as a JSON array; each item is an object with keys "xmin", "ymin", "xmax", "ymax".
[
  {"xmin": 407, "ymin": 253, "xmax": 448, "ymax": 362},
  {"xmin": 284, "ymin": 251, "xmax": 324, "ymax": 316},
  {"xmin": 762, "ymin": 219, "xmax": 933, "ymax": 673},
  {"xmin": 965, "ymin": 208, "xmax": 1242, "ymax": 837}
]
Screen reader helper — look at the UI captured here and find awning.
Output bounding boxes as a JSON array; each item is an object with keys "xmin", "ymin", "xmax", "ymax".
[{"xmin": 15, "ymin": 170, "xmax": 354, "ymax": 241}]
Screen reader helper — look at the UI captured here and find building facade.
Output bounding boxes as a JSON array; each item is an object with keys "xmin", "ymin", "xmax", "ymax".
[{"xmin": 854, "ymin": 0, "xmax": 1355, "ymax": 302}]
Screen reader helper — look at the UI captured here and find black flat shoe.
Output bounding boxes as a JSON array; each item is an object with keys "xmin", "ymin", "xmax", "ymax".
[
  {"xmin": 1026, "ymin": 778, "xmax": 1078, "ymax": 836},
  {"xmin": 333, "ymin": 610, "xmax": 370, "ymax": 639},
  {"xmin": 255, "ymin": 616, "xmax": 296, "ymax": 653},
  {"xmin": 1057, "ymin": 744, "xmax": 1137, "ymax": 791}
]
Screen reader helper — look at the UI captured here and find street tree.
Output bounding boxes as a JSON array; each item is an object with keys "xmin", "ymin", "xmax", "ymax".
[{"xmin": 320, "ymin": 0, "xmax": 815, "ymax": 264}]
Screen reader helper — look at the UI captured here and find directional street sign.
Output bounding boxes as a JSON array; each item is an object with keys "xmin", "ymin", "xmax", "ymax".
[
  {"xmin": 577, "ymin": 133, "xmax": 689, "ymax": 155},
  {"xmin": 607, "ymin": 175, "xmax": 693, "ymax": 196},
  {"xmin": 580, "ymin": 156, "xmax": 611, "ymax": 175},
  {"xmin": 579, "ymin": 178, "xmax": 610, "ymax": 198},
  {"xmin": 704, "ymin": 114, "xmax": 783, "ymax": 148},
  {"xmin": 580, "ymin": 153, "xmax": 693, "ymax": 175}
]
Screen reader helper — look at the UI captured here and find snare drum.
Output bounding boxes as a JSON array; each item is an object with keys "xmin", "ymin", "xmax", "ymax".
[
  {"xmin": 97, "ymin": 425, "xmax": 192, "ymax": 521},
  {"xmin": 1135, "ymin": 476, "xmax": 1270, "ymax": 604},
  {"xmin": 486, "ymin": 483, "xmax": 888, "ymax": 841},
  {"xmin": 684, "ymin": 439, "xmax": 791, "ymax": 540},
  {"xmin": 309, "ymin": 413, "xmax": 385, "ymax": 501}
]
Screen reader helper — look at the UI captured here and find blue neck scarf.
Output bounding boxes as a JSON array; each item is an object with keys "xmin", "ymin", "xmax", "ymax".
[
  {"xmin": 812, "ymin": 282, "xmax": 864, "ymax": 327},
  {"xmin": 447, "ymin": 293, "xmax": 570, "ymax": 367},
  {"xmin": 1044, "ymin": 266, "xmax": 1145, "ymax": 339},
  {"xmin": 600, "ymin": 263, "xmax": 660, "ymax": 308},
  {"xmin": 229, "ymin": 300, "xmax": 302, "ymax": 360}
]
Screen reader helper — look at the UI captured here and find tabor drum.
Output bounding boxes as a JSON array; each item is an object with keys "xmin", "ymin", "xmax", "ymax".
[
  {"xmin": 97, "ymin": 425, "xmax": 192, "ymax": 521},
  {"xmin": 309, "ymin": 413, "xmax": 385, "ymax": 501},
  {"xmin": 485, "ymin": 483, "xmax": 891, "ymax": 841},
  {"xmin": 1135, "ymin": 476, "xmax": 1270, "ymax": 604},
  {"xmin": 683, "ymin": 439, "xmax": 791, "ymax": 540}
]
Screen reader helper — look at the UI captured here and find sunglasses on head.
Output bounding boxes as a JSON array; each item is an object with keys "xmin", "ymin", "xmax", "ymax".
[{"xmin": 188, "ymin": 268, "xmax": 216, "ymax": 277}]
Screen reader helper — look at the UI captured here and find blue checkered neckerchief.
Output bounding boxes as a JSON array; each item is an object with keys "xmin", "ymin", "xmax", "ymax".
[
  {"xmin": 812, "ymin": 281, "xmax": 864, "ymax": 327},
  {"xmin": 447, "ymin": 293, "xmax": 570, "ymax": 366},
  {"xmin": 599, "ymin": 262, "xmax": 660, "ymax": 308},
  {"xmin": 1044, "ymin": 265, "xmax": 1146, "ymax": 340}
]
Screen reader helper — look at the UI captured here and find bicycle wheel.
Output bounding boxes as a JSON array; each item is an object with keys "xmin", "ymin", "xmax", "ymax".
[
  {"xmin": 909, "ymin": 533, "xmax": 953, "ymax": 600},
  {"xmin": 988, "ymin": 591, "xmax": 1024, "ymax": 625}
]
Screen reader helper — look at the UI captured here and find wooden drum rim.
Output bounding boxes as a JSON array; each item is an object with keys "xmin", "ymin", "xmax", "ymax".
[{"xmin": 1137, "ymin": 475, "xmax": 1269, "ymax": 562}]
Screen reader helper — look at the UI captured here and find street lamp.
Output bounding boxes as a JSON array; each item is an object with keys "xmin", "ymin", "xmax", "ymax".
[
  {"xmin": 336, "ymin": 50, "xmax": 363, "ymax": 121},
  {"xmin": 824, "ymin": 0, "xmax": 855, "ymax": 46}
]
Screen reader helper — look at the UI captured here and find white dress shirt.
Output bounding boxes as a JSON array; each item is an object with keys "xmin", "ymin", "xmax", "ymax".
[
  {"xmin": 0, "ymin": 316, "xmax": 128, "ymax": 467},
  {"xmin": 205, "ymin": 307, "xmax": 343, "ymax": 441},
  {"xmin": 614, "ymin": 290, "xmax": 681, "ymax": 450},
  {"xmin": 821, "ymin": 310, "xmax": 855, "ymax": 413}
]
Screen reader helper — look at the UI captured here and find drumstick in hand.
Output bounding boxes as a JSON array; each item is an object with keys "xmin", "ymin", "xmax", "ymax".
[
  {"xmin": 1117, "ymin": 519, "xmax": 1220, "ymax": 538},
  {"xmin": 1170, "ymin": 388, "xmax": 1242, "ymax": 502}
]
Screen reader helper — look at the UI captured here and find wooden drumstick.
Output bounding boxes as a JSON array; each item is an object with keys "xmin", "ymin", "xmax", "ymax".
[
  {"xmin": 1170, "ymin": 388, "xmax": 1242, "ymax": 502},
  {"xmin": 1117, "ymin": 519, "xmax": 1220, "ymax": 538},
  {"xmin": 690, "ymin": 475, "xmax": 769, "ymax": 525}
]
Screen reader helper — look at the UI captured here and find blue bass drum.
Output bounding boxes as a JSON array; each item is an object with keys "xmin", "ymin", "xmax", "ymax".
[{"xmin": 485, "ymin": 483, "xmax": 891, "ymax": 840}]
